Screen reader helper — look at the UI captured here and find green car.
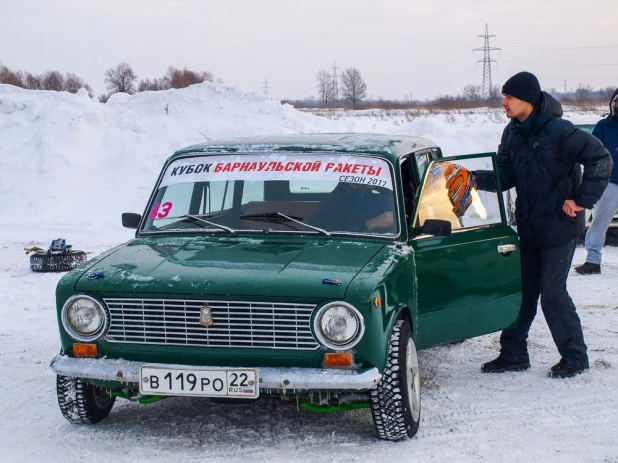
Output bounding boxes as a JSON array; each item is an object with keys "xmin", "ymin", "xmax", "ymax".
[{"xmin": 50, "ymin": 134, "xmax": 521, "ymax": 440}]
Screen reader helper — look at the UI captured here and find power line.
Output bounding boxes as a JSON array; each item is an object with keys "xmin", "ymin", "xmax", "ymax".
[
  {"xmin": 262, "ymin": 78, "xmax": 270, "ymax": 96},
  {"xmin": 494, "ymin": 40, "xmax": 618, "ymax": 50},
  {"xmin": 501, "ymin": 55, "xmax": 618, "ymax": 66},
  {"xmin": 472, "ymin": 23, "xmax": 501, "ymax": 99}
]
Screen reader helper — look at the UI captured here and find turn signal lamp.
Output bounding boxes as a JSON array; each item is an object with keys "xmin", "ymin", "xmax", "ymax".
[
  {"xmin": 324, "ymin": 353, "xmax": 352, "ymax": 368},
  {"xmin": 73, "ymin": 343, "xmax": 97, "ymax": 358},
  {"xmin": 374, "ymin": 296, "xmax": 382, "ymax": 308}
]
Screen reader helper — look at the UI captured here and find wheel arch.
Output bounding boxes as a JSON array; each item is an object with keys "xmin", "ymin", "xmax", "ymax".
[{"xmin": 396, "ymin": 305, "xmax": 417, "ymax": 343}]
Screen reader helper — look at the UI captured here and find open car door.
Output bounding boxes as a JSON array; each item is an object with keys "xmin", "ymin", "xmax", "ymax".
[{"xmin": 410, "ymin": 153, "xmax": 521, "ymax": 349}]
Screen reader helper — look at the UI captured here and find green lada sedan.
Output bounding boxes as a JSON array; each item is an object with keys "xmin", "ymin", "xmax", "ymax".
[{"xmin": 50, "ymin": 134, "xmax": 521, "ymax": 441}]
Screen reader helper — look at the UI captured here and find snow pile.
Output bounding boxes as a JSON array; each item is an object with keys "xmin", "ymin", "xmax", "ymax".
[{"xmin": 0, "ymin": 83, "xmax": 332, "ymax": 238}]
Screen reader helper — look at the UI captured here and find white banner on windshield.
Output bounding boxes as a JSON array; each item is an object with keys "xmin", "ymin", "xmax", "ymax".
[{"xmin": 159, "ymin": 154, "xmax": 394, "ymax": 191}]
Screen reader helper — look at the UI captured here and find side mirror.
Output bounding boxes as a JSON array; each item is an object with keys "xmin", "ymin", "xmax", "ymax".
[
  {"xmin": 417, "ymin": 219, "xmax": 452, "ymax": 237},
  {"xmin": 122, "ymin": 213, "xmax": 142, "ymax": 229}
]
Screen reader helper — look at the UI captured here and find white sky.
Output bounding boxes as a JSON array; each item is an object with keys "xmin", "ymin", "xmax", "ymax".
[{"xmin": 2, "ymin": 0, "xmax": 616, "ymax": 100}]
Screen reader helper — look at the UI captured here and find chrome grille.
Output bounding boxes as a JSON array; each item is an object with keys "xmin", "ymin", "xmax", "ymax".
[{"xmin": 104, "ymin": 298, "xmax": 319, "ymax": 350}]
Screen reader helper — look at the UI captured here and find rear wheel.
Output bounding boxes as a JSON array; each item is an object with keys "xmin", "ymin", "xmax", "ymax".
[
  {"xmin": 370, "ymin": 319, "xmax": 421, "ymax": 440},
  {"xmin": 57, "ymin": 375, "xmax": 115, "ymax": 424}
]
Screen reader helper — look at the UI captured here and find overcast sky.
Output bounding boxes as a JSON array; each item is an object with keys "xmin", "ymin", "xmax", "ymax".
[{"xmin": 2, "ymin": 0, "xmax": 616, "ymax": 101}]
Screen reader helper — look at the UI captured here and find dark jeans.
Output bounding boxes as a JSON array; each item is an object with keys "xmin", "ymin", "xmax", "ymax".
[{"xmin": 499, "ymin": 239, "xmax": 588, "ymax": 367}]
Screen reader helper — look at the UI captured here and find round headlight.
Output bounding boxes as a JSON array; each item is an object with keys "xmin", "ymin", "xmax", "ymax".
[
  {"xmin": 314, "ymin": 302, "xmax": 364, "ymax": 350},
  {"xmin": 61, "ymin": 295, "xmax": 108, "ymax": 342}
]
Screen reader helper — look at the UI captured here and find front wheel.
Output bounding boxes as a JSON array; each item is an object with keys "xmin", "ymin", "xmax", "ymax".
[
  {"xmin": 57, "ymin": 375, "xmax": 115, "ymax": 424},
  {"xmin": 370, "ymin": 319, "xmax": 421, "ymax": 440}
]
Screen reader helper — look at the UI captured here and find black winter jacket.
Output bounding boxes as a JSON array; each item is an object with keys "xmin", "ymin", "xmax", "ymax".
[{"xmin": 491, "ymin": 92, "xmax": 612, "ymax": 249}]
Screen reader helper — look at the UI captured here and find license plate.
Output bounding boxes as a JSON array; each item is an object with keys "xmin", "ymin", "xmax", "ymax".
[{"xmin": 140, "ymin": 366, "xmax": 259, "ymax": 398}]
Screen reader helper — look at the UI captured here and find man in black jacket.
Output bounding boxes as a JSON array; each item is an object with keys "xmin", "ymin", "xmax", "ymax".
[{"xmin": 479, "ymin": 72, "xmax": 613, "ymax": 378}]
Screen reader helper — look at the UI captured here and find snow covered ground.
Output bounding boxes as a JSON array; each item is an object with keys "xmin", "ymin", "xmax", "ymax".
[{"xmin": 1, "ymin": 83, "xmax": 616, "ymax": 462}]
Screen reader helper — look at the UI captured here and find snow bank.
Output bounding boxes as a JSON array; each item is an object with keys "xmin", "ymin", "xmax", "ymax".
[{"xmin": 0, "ymin": 83, "xmax": 333, "ymax": 238}]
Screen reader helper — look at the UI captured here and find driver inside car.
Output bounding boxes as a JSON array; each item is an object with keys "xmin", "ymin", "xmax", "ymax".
[{"xmin": 312, "ymin": 182, "xmax": 396, "ymax": 233}]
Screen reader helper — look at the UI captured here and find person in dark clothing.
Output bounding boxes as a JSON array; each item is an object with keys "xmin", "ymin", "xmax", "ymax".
[
  {"xmin": 477, "ymin": 72, "xmax": 613, "ymax": 378},
  {"xmin": 574, "ymin": 89, "xmax": 618, "ymax": 275}
]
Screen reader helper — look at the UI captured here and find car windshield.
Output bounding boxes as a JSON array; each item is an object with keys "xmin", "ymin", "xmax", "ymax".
[{"xmin": 141, "ymin": 152, "xmax": 399, "ymax": 237}]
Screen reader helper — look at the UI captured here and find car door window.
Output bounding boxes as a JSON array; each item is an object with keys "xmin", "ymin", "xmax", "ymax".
[
  {"xmin": 414, "ymin": 156, "xmax": 503, "ymax": 232},
  {"xmin": 414, "ymin": 151, "xmax": 431, "ymax": 179}
]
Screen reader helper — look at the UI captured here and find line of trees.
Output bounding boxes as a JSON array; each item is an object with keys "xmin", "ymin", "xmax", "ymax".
[
  {"xmin": 428, "ymin": 84, "xmax": 502, "ymax": 109},
  {"xmin": 565, "ymin": 84, "xmax": 615, "ymax": 105},
  {"xmin": 3, "ymin": 60, "xmax": 614, "ymax": 108},
  {"xmin": 102, "ymin": 62, "xmax": 221, "ymax": 101},
  {"xmin": 0, "ymin": 62, "xmax": 93, "ymax": 96},
  {"xmin": 316, "ymin": 67, "xmax": 368, "ymax": 107},
  {"xmin": 0, "ymin": 61, "xmax": 221, "ymax": 102}
]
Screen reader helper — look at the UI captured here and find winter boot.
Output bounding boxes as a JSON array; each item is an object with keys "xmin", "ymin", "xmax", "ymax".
[
  {"xmin": 574, "ymin": 262, "xmax": 601, "ymax": 275},
  {"xmin": 548, "ymin": 359, "xmax": 589, "ymax": 378},
  {"xmin": 481, "ymin": 357, "xmax": 531, "ymax": 373}
]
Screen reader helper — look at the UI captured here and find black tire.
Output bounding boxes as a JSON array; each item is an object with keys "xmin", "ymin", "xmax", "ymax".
[
  {"xmin": 370, "ymin": 319, "xmax": 421, "ymax": 440},
  {"xmin": 56, "ymin": 375, "xmax": 115, "ymax": 424},
  {"xmin": 30, "ymin": 251, "xmax": 87, "ymax": 272}
]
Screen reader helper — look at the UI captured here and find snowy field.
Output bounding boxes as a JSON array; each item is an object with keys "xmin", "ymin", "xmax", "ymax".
[{"xmin": 1, "ymin": 83, "xmax": 616, "ymax": 462}]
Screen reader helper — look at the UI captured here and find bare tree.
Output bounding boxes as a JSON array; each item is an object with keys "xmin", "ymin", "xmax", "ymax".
[
  {"xmin": 165, "ymin": 66, "xmax": 214, "ymax": 89},
  {"xmin": 137, "ymin": 67, "xmax": 217, "ymax": 92},
  {"xmin": 1, "ymin": 63, "xmax": 91, "ymax": 95},
  {"xmin": 138, "ymin": 78, "xmax": 167, "ymax": 92},
  {"xmin": 462, "ymin": 84, "xmax": 482, "ymax": 102},
  {"xmin": 42, "ymin": 70, "xmax": 65, "ymax": 91},
  {"xmin": 25, "ymin": 72, "xmax": 42, "ymax": 90},
  {"xmin": 316, "ymin": 70, "xmax": 335, "ymax": 106},
  {"xmin": 104, "ymin": 62, "xmax": 137, "ymax": 94},
  {"xmin": 487, "ymin": 85, "xmax": 502, "ymax": 105},
  {"xmin": 340, "ymin": 68, "xmax": 367, "ymax": 107},
  {"xmin": 575, "ymin": 83, "xmax": 594, "ymax": 104},
  {"xmin": 599, "ymin": 86, "xmax": 616, "ymax": 102},
  {"xmin": 0, "ymin": 63, "xmax": 24, "ymax": 87},
  {"xmin": 63, "ymin": 72, "xmax": 88, "ymax": 94}
]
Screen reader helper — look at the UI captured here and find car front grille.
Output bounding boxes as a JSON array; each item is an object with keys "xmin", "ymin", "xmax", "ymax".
[{"xmin": 103, "ymin": 298, "xmax": 319, "ymax": 350}]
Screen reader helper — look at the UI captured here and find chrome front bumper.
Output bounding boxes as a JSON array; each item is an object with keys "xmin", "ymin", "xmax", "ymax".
[{"xmin": 50, "ymin": 355, "xmax": 381, "ymax": 391}]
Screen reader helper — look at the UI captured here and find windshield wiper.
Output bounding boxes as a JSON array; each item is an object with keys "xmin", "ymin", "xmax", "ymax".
[
  {"xmin": 239, "ymin": 212, "xmax": 331, "ymax": 237},
  {"xmin": 181, "ymin": 214, "xmax": 237, "ymax": 235},
  {"xmin": 158, "ymin": 214, "xmax": 236, "ymax": 235}
]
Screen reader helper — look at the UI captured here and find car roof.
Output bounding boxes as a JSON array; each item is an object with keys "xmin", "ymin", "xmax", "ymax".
[
  {"xmin": 171, "ymin": 133, "xmax": 438, "ymax": 163},
  {"xmin": 574, "ymin": 123, "xmax": 595, "ymax": 134}
]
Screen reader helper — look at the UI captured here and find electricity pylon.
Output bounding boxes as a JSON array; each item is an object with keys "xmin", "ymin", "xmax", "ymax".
[{"xmin": 472, "ymin": 24, "xmax": 501, "ymax": 99}]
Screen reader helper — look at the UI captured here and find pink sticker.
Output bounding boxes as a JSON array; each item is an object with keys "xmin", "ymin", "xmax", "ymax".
[{"xmin": 149, "ymin": 202, "xmax": 173, "ymax": 219}]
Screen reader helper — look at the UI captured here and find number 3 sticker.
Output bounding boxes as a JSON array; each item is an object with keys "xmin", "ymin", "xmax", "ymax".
[{"xmin": 149, "ymin": 202, "xmax": 173, "ymax": 219}]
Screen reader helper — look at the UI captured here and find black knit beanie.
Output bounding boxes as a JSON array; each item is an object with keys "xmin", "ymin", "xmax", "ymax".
[{"xmin": 502, "ymin": 72, "xmax": 542, "ymax": 105}]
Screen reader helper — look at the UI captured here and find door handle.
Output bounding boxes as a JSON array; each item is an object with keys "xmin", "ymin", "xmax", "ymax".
[{"xmin": 497, "ymin": 244, "xmax": 517, "ymax": 254}]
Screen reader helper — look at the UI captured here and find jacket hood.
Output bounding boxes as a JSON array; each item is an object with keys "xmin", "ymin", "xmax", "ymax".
[
  {"xmin": 535, "ymin": 92, "xmax": 563, "ymax": 129},
  {"xmin": 73, "ymin": 236, "xmax": 387, "ymax": 299},
  {"xmin": 610, "ymin": 88, "xmax": 618, "ymax": 118},
  {"xmin": 513, "ymin": 91, "xmax": 562, "ymax": 135}
]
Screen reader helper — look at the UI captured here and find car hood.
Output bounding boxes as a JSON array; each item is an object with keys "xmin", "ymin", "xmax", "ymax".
[{"xmin": 75, "ymin": 236, "xmax": 386, "ymax": 299}]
